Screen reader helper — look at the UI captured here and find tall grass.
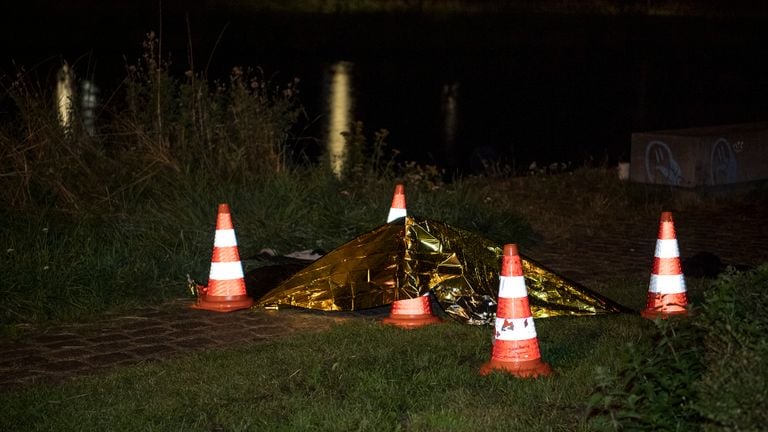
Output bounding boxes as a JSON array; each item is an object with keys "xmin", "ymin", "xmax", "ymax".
[{"xmin": 1, "ymin": 31, "xmax": 304, "ymax": 214}]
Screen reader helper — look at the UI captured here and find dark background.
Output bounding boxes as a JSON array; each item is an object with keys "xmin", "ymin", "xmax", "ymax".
[{"xmin": 3, "ymin": 1, "xmax": 768, "ymax": 171}]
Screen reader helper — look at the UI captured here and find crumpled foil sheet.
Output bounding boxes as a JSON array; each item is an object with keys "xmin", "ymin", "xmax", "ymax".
[{"xmin": 254, "ymin": 216, "xmax": 628, "ymax": 324}]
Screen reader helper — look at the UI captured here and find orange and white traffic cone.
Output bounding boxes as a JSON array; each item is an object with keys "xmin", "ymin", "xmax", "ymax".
[
  {"xmin": 480, "ymin": 244, "xmax": 552, "ymax": 377},
  {"xmin": 383, "ymin": 183, "xmax": 440, "ymax": 328},
  {"xmin": 191, "ymin": 203, "xmax": 254, "ymax": 312},
  {"xmin": 641, "ymin": 211, "xmax": 689, "ymax": 319},
  {"xmin": 386, "ymin": 183, "xmax": 407, "ymax": 223},
  {"xmin": 382, "ymin": 294, "xmax": 442, "ymax": 329}
]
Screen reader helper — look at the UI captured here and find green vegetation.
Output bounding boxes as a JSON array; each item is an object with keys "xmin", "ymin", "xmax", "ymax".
[
  {"xmin": 588, "ymin": 265, "xmax": 768, "ymax": 431},
  {"xmin": 2, "ymin": 31, "xmax": 766, "ymax": 431}
]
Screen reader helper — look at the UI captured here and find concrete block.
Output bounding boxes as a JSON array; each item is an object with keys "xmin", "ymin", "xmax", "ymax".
[{"xmin": 630, "ymin": 122, "xmax": 768, "ymax": 187}]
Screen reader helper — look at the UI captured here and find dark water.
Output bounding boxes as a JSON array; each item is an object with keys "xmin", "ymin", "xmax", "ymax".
[{"xmin": 3, "ymin": 8, "xmax": 768, "ymax": 173}]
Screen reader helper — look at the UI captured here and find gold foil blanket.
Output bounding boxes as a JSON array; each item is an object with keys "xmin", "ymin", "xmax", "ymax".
[{"xmin": 254, "ymin": 216, "xmax": 627, "ymax": 324}]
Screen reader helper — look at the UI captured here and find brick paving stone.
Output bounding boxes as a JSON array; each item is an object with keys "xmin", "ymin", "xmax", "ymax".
[
  {"xmin": 90, "ymin": 341, "xmax": 134, "ymax": 352},
  {"xmin": 127, "ymin": 344, "xmax": 177, "ymax": 357},
  {"xmin": 126, "ymin": 326, "xmax": 173, "ymax": 337},
  {"xmin": 117, "ymin": 319, "xmax": 167, "ymax": 332},
  {"xmin": 0, "ymin": 354, "xmax": 48, "ymax": 368},
  {"xmin": 208, "ymin": 330, "xmax": 261, "ymax": 344},
  {"xmin": 85, "ymin": 352, "xmax": 136, "ymax": 367},
  {"xmin": 173, "ymin": 337, "xmax": 218, "ymax": 349},
  {"xmin": 165, "ymin": 329, "xmax": 200, "ymax": 340},
  {"xmin": 47, "ymin": 348, "xmax": 96, "ymax": 360},
  {"xmin": 36, "ymin": 359, "xmax": 90, "ymax": 373},
  {"xmin": 131, "ymin": 335, "xmax": 170, "ymax": 345},
  {"xmin": 0, "ymin": 347, "xmax": 44, "ymax": 362},
  {"xmin": 169, "ymin": 320, "xmax": 210, "ymax": 330},
  {"xmin": 86, "ymin": 333, "xmax": 131, "ymax": 343},
  {"xmin": 27, "ymin": 333, "xmax": 80, "ymax": 344}
]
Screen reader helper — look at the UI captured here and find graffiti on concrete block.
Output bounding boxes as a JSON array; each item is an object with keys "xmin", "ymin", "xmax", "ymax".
[
  {"xmin": 645, "ymin": 140, "xmax": 683, "ymax": 185},
  {"xmin": 709, "ymin": 138, "xmax": 739, "ymax": 185}
]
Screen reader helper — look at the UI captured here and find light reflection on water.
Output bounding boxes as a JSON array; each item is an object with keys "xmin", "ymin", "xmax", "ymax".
[
  {"xmin": 326, "ymin": 61, "xmax": 353, "ymax": 177},
  {"xmin": 323, "ymin": 61, "xmax": 462, "ymax": 175},
  {"xmin": 440, "ymin": 81, "xmax": 460, "ymax": 168},
  {"xmin": 56, "ymin": 64, "xmax": 74, "ymax": 134}
]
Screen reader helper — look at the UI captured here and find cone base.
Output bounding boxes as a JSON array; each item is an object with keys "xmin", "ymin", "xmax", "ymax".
[
  {"xmin": 479, "ymin": 358, "xmax": 553, "ymax": 378},
  {"xmin": 641, "ymin": 292, "xmax": 689, "ymax": 319},
  {"xmin": 641, "ymin": 307, "xmax": 689, "ymax": 320},
  {"xmin": 381, "ymin": 314, "xmax": 442, "ymax": 329},
  {"xmin": 191, "ymin": 294, "xmax": 254, "ymax": 313}
]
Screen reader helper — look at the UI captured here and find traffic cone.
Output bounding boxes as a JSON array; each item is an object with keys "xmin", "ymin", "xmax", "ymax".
[
  {"xmin": 382, "ymin": 294, "xmax": 442, "ymax": 329},
  {"xmin": 383, "ymin": 183, "xmax": 440, "ymax": 328},
  {"xmin": 641, "ymin": 211, "xmax": 689, "ymax": 319},
  {"xmin": 386, "ymin": 183, "xmax": 407, "ymax": 223},
  {"xmin": 480, "ymin": 244, "xmax": 552, "ymax": 377},
  {"xmin": 191, "ymin": 203, "xmax": 254, "ymax": 312}
]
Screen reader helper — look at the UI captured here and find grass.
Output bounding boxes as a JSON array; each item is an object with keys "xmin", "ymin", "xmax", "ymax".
[{"xmin": 0, "ymin": 313, "xmax": 651, "ymax": 431}]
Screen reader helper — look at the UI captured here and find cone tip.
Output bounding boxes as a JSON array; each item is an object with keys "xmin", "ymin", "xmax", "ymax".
[
  {"xmin": 390, "ymin": 184, "xmax": 406, "ymax": 210},
  {"xmin": 500, "ymin": 244, "xmax": 523, "ymax": 277},
  {"xmin": 218, "ymin": 203, "xmax": 231, "ymax": 213},
  {"xmin": 660, "ymin": 211, "xmax": 673, "ymax": 221}
]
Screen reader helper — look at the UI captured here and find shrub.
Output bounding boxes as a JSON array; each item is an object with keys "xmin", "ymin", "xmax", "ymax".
[
  {"xmin": 587, "ymin": 317, "xmax": 704, "ymax": 431},
  {"xmin": 693, "ymin": 264, "xmax": 768, "ymax": 431},
  {"xmin": 587, "ymin": 264, "xmax": 768, "ymax": 431}
]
